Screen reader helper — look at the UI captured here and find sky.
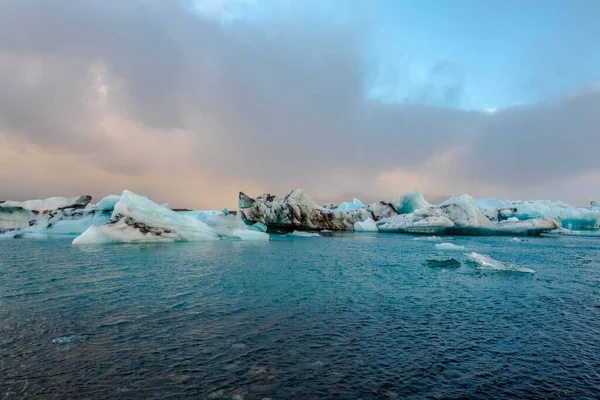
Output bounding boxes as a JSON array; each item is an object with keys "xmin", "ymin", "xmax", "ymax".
[{"xmin": 1, "ymin": 0, "xmax": 599, "ymax": 209}]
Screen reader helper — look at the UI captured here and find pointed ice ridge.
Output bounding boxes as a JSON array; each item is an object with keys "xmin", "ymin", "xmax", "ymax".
[
  {"xmin": 238, "ymin": 189, "xmax": 397, "ymax": 232},
  {"xmin": 73, "ymin": 190, "xmax": 268, "ymax": 244}
]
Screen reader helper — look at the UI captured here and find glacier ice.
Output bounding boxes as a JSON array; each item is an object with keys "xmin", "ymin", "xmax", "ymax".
[
  {"xmin": 474, "ymin": 198, "xmax": 600, "ymax": 230},
  {"xmin": 335, "ymin": 198, "xmax": 365, "ymax": 212},
  {"xmin": 465, "ymin": 252, "xmax": 535, "ymax": 273},
  {"xmin": 238, "ymin": 189, "xmax": 393, "ymax": 232},
  {"xmin": 95, "ymin": 195, "xmax": 121, "ymax": 211},
  {"xmin": 397, "ymin": 191, "xmax": 430, "ymax": 214},
  {"xmin": 73, "ymin": 190, "xmax": 268, "ymax": 244},
  {"xmin": 354, "ymin": 218, "xmax": 378, "ymax": 232},
  {"xmin": 290, "ymin": 231, "xmax": 321, "ymax": 237},
  {"xmin": 0, "ymin": 194, "xmax": 111, "ymax": 239},
  {"xmin": 377, "ymin": 194, "xmax": 560, "ymax": 236},
  {"xmin": 435, "ymin": 243, "xmax": 465, "ymax": 250}
]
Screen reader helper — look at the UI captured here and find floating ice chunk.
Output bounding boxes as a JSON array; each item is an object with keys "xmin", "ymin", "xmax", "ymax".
[
  {"xmin": 354, "ymin": 218, "xmax": 378, "ymax": 232},
  {"xmin": 435, "ymin": 243, "xmax": 465, "ymax": 250},
  {"xmin": 73, "ymin": 190, "xmax": 220, "ymax": 244},
  {"xmin": 412, "ymin": 236, "xmax": 445, "ymax": 241},
  {"xmin": 510, "ymin": 237, "xmax": 522, "ymax": 242},
  {"xmin": 397, "ymin": 190, "xmax": 430, "ymax": 214},
  {"xmin": 465, "ymin": 252, "xmax": 535, "ymax": 273},
  {"xmin": 290, "ymin": 231, "xmax": 320, "ymax": 237},
  {"xmin": 95, "ymin": 195, "xmax": 121, "ymax": 211}
]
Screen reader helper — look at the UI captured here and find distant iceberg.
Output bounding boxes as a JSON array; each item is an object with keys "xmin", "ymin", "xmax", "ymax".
[
  {"xmin": 377, "ymin": 194, "xmax": 559, "ymax": 236},
  {"xmin": 0, "ymin": 194, "xmax": 111, "ymax": 239},
  {"xmin": 473, "ymin": 198, "xmax": 600, "ymax": 230},
  {"xmin": 237, "ymin": 189, "xmax": 397, "ymax": 232}
]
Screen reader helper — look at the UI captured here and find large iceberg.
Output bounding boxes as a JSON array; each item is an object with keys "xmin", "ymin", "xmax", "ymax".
[
  {"xmin": 238, "ymin": 189, "xmax": 398, "ymax": 232},
  {"xmin": 377, "ymin": 194, "xmax": 560, "ymax": 236},
  {"xmin": 73, "ymin": 190, "xmax": 268, "ymax": 244}
]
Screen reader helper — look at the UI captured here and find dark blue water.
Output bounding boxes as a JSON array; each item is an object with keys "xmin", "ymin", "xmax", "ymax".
[{"xmin": 1, "ymin": 234, "xmax": 599, "ymax": 399}]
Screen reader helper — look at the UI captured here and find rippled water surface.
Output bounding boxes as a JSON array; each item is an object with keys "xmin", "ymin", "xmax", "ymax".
[{"xmin": 1, "ymin": 234, "xmax": 599, "ymax": 399}]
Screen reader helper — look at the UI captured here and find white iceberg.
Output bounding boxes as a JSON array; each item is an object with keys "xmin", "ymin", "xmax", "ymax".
[
  {"xmin": 354, "ymin": 218, "xmax": 378, "ymax": 232},
  {"xmin": 73, "ymin": 190, "xmax": 268, "ymax": 244},
  {"xmin": 435, "ymin": 243, "xmax": 465, "ymax": 250},
  {"xmin": 290, "ymin": 230, "xmax": 320, "ymax": 237}
]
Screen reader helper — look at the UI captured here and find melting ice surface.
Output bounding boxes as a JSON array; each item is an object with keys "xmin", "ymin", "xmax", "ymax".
[
  {"xmin": 465, "ymin": 252, "xmax": 535, "ymax": 273},
  {"xmin": 1, "ymin": 234, "xmax": 599, "ymax": 399},
  {"xmin": 435, "ymin": 243, "xmax": 465, "ymax": 250}
]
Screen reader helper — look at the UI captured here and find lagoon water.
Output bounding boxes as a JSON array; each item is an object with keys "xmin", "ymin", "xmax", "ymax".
[{"xmin": 1, "ymin": 234, "xmax": 599, "ymax": 399}]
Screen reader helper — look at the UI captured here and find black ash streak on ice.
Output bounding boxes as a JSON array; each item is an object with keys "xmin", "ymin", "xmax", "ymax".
[{"xmin": 0, "ymin": 2, "xmax": 599, "ymax": 204}]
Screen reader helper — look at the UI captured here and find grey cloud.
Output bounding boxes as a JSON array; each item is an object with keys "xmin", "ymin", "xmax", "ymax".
[{"xmin": 0, "ymin": 0, "xmax": 598, "ymax": 203}]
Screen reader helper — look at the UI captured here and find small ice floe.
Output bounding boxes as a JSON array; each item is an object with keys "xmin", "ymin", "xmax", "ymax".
[
  {"xmin": 465, "ymin": 252, "xmax": 535, "ymax": 273},
  {"xmin": 435, "ymin": 243, "xmax": 465, "ymax": 250},
  {"xmin": 231, "ymin": 343, "xmax": 246, "ymax": 349},
  {"xmin": 290, "ymin": 231, "xmax": 320, "ymax": 237},
  {"xmin": 412, "ymin": 236, "xmax": 444, "ymax": 241},
  {"xmin": 52, "ymin": 335, "xmax": 87, "ymax": 345},
  {"xmin": 510, "ymin": 237, "xmax": 522, "ymax": 242}
]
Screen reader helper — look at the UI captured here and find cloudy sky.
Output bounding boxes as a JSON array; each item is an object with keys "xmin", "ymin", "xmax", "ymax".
[{"xmin": 1, "ymin": 0, "xmax": 599, "ymax": 209}]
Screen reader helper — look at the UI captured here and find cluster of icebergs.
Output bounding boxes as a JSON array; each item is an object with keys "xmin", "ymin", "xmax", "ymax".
[
  {"xmin": 238, "ymin": 189, "xmax": 572, "ymax": 236},
  {"xmin": 1, "ymin": 191, "xmax": 268, "ymax": 244},
  {"xmin": 1, "ymin": 188, "xmax": 599, "ymax": 244}
]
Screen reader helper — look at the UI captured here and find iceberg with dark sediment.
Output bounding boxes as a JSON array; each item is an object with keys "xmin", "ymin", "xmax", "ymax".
[
  {"xmin": 238, "ymin": 189, "xmax": 398, "ymax": 232},
  {"xmin": 0, "ymin": 195, "xmax": 113, "ymax": 238},
  {"xmin": 73, "ymin": 190, "xmax": 268, "ymax": 244}
]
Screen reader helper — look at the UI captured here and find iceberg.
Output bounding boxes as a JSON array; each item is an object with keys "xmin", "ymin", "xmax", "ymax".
[
  {"xmin": 377, "ymin": 194, "xmax": 559, "ymax": 236},
  {"xmin": 354, "ymin": 218, "xmax": 378, "ymax": 232},
  {"xmin": 73, "ymin": 190, "xmax": 268, "ymax": 244},
  {"xmin": 290, "ymin": 231, "xmax": 321, "ymax": 237},
  {"xmin": 435, "ymin": 243, "xmax": 465, "ymax": 250},
  {"xmin": 0, "ymin": 194, "xmax": 112, "ymax": 238},
  {"xmin": 238, "ymin": 189, "xmax": 398, "ymax": 232},
  {"xmin": 474, "ymin": 198, "xmax": 600, "ymax": 230}
]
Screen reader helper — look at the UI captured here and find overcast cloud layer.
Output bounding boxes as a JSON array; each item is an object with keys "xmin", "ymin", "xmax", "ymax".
[{"xmin": 1, "ymin": 0, "xmax": 599, "ymax": 208}]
